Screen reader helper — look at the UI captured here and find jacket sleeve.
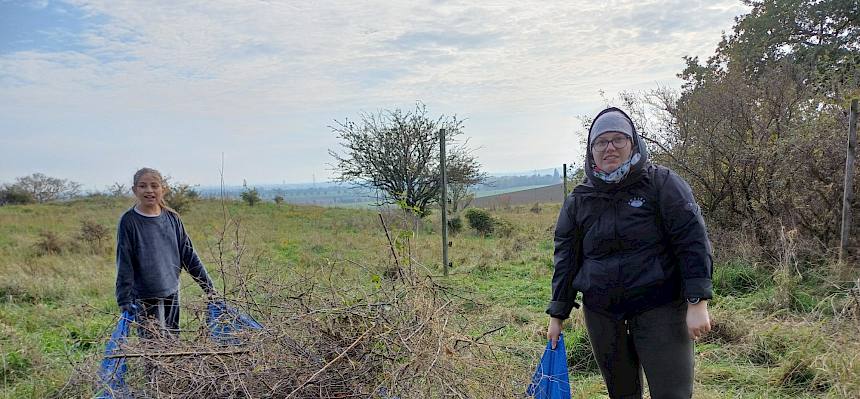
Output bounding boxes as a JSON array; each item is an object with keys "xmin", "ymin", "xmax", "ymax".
[
  {"xmin": 176, "ymin": 216, "xmax": 214, "ymax": 294},
  {"xmin": 546, "ymin": 194, "xmax": 582, "ymax": 320},
  {"xmin": 115, "ymin": 216, "xmax": 135, "ymax": 307},
  {"xmin": 658, "ymin": 170, "xmax": 714, "ymax": 299}
]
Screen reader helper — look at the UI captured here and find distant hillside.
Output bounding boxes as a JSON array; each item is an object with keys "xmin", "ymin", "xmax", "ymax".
[
  {"xmin": 471, "ymin": 183, "xmax": 566, "ymax": 208},
  {"xmin": 194, "ymin": 170, "xmax": 578, "ymax": 207}
]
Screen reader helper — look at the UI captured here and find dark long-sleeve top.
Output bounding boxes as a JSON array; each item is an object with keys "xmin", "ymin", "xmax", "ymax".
[
  {"xmin": 547, "ymin": 165, "xmax": 714, "ymax": 320},
  {"xmin": 115, "ymin": 207, "xmax": 213, "ymax": 307}
]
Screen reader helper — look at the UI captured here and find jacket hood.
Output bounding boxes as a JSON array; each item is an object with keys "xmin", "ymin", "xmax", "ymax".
[{"xmin": 582, "ymin": 107, "xmax": 650, "ymax": 190}]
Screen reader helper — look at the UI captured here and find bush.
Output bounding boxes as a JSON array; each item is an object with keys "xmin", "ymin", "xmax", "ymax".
[
  {"xmin": 78, "ymin": 219, "xmax": 109, "ymax": 253},
  {"xmin": 530, "ymin": 202, "xmax": 542, "ymax": 214},
  {"xmin": 494, "ymin": 218, "xmax": 515, "ymax": 238},
  {"xmin": 274, "ymin": 195, "xmax": 285, "ymax": 205},
  {"xmin": 0, "ymin": 184, "xmax": 35, "ymax": 205},
  {"xmin": 165, "ymin": 183, "xmax": 199, "ymax": 214},
  {"xmin": 241, "ymin": 187, "xmax": 261, "ymax": 206},
  {"xmin": 447, "ymin": 216, "xmax": 463, "ymax": 235},
  {"xmin": 465, "ymin": 208, "xmax": 494, "ymax": 236},
  {"xmin": 34, "ymin": 231, "xmax": 64, "ymax": 255}
]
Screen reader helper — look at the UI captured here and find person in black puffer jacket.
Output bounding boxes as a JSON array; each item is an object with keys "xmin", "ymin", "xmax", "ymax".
[{"xmin": 546, "ymin": 107, "xmax": 713, "ymax": 399}]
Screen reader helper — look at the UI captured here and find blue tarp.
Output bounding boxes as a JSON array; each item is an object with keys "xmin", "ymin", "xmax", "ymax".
[
  {"xmin": 526, "ymin": 334, "xmax": 572, "ymax": 399},
  {"xmin": 96, "ymin": 308, "xmax": 135, "ymax": 399},
  {"xmin": 207, "ymin": 300, "xmax": 263, "ymax": 345}
]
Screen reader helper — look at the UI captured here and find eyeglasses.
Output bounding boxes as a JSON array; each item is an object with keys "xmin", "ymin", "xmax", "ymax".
[{"xmin": 591, "ymin": 136, "xmax": 631, "ymax": 152}]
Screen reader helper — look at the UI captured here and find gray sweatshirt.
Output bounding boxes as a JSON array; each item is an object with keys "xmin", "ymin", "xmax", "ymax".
[{"xmin": 115, "ymin": 207, "xmax": 214, "ymax": 306}]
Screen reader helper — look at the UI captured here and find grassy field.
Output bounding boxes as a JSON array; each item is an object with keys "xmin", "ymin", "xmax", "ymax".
[{"xmin": 1, "ymin": 197, "xmax": 859, "ymax": 397}]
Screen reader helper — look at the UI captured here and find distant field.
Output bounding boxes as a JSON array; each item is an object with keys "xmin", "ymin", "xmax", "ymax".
[
  {"xmin": 473, "ymin": 185, "xmax": 557, "ymax": 198},
  {"xmin": 473, "ymin": 184, "xmax": 566, "ymax": 208},
  {"xmin": 1, "ymin": 198, "xmax": 858, "ymax": 397}
]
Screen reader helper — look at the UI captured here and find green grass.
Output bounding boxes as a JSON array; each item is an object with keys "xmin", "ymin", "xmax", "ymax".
[{"xmin": 1, "ymin": 198, "xmax": 859, "ymax": 398}]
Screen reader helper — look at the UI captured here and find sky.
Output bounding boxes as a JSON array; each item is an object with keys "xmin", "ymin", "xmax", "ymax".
[{"xmin": 0, "ymin": 0, "xmax": 749, "ymax": 190}]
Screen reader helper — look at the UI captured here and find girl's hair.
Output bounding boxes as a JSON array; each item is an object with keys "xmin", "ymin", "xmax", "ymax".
[{"xmin": 133, "ymin": 167, "xmax": 178, "ymax": 215}]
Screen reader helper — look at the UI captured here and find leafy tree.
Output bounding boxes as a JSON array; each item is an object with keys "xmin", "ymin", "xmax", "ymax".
[
  {"xmin": 685, "ymin": 0, "xmax": 859, "ymax": 100},
  {"xmin": 165, "ymin": 183, "xmax": 200, "ymax": 214},
  {"xmin": 628, "ymin": 0, "xmax": 860, "ymax": 255},
  {"xmin": 0, "ymin": 184, "xmax": 35, "ymax": 205},
  {"xmin": 329, "ymin": 102, "xmax": 487, "ymax": 217}
]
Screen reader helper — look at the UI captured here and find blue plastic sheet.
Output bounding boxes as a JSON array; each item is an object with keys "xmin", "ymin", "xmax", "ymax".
[
  {"xmin": 207, "ymin": 300, "xmax": 263, "ymax": 345},
  {"xmin": 96, "ymin": 308, "xmax": 135, "ymax": 399},
  {"xmin": 526, "ymin": 334, "xmax": 572, "ymax": 399}
]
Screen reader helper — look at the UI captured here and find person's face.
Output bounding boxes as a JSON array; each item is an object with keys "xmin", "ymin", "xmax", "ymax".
[
  {"xmin": 592, "ymin": 132, "xmax": 633, "ymax": 173},
  {"xmin": 132, "ymin": 173, "xmax": 164, "ymax": 208}
]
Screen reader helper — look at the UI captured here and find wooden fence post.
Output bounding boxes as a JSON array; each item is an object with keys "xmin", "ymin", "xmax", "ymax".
[
  {"xmin": 562, "ymin": 163, "xmax": 568, "ymax": 197},
  {"xmin": 840, "ymin": 99, "xmax": 858, "ymax": 265},
  {"xmin": 440, "ymin": 129, "xmax": 449, "ymax": 276}
]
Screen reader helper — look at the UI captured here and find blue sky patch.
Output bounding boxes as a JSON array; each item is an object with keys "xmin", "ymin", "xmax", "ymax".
[{"xmin": 0, "ymin": 0, "xmax": 104, "ymax": 54}]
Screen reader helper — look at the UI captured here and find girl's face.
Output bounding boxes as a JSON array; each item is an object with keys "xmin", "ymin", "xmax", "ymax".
[{"xmin": 132, "ymin": 173, "xmax": 164, "ymax": 208}]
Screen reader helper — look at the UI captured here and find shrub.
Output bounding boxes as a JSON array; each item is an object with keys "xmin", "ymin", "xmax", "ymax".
[
  {"xmin": 241, "ymin": 187, "xmax": 261, "ymax": 206},
  {"xmin": 165, "ymin": 183, "xmax": 199, "ymax": 214},
  {"xmin": 79, "ymin": 219, "xmax": 109, "ymax": 253},
  {"xmin": 34, "ymin": 231, "xmax": 64, "ymax": 255},
  {"xmin": 530, "ymin": 202, "xmax": 542, "ymax": 214},
  {"xmin": 274, "ymin": 195, "xmax": 285, "ymax": 205},
  {"xmin": 494, "ymin": 218, "xmax": 515, "ymax": 238},
  {"xmin": 0, "ymin": 184, "xmax": 34, "ymax": 205},
  {"xmin": 447, "ymin": 216, "xmax": 463, "ymax": 235},
  {"xmin": 465, "ymin": 208, "xmax": 494, "ymax": 236}
]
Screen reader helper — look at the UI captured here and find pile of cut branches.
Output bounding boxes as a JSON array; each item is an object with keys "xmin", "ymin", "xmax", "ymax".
[{"xmin": 62, "ymin": 261, "xmax": 525, "ymax": 398}]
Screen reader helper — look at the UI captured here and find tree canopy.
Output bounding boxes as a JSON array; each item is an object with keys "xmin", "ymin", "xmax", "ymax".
[{"xmin": 329, "ymin": 102, "xmax": 486, "ymax": 216}]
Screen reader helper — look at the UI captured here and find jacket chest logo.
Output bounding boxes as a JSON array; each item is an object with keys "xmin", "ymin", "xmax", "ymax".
[{"xmin": 628, "ymin": 197, "xmax": 645, "ymax": 208}]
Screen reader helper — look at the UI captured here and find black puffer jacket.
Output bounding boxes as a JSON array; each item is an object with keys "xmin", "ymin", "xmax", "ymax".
[{"xmin": 547, "ymin": 108, "xmax": 713, "ymax": 320}]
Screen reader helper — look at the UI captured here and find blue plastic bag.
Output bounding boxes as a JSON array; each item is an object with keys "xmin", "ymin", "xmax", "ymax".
[
  {"xmin": 526, "ymin": 334, "xmax": 572, "ymax": 399},
  {"xmin": 96, "ymin": 308, "xmax": 135, "ymax": 399},
  {"xmin": 207, "ymin": 300, "xmax": 263, "ymax": 345}
]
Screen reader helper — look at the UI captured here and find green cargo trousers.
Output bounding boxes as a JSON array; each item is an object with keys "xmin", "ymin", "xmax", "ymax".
[{"xmin": 583, "ymin": 299, "xmax": 694, "ymax": 399}]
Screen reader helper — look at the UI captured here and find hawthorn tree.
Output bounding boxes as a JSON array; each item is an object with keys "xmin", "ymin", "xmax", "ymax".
[{"xmin": 329, "ymin": 102, "xmax": 486, "ymax": 217}]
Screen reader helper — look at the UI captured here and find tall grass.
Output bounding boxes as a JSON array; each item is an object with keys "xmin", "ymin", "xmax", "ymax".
[{"xmin": 0, "ymin": 198, "xmax": 858, "ymax": 397}]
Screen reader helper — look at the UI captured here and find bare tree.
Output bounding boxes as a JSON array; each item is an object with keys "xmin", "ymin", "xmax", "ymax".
[
  {"xmin": 329, "ymin": 102, "xmax": 486, "ymax": 216},
  {"xmin": 11, "ymin": 173, "xmax": 81, "ymax": 203},
  {"xmin": 106, "ymin": 182, "xmax": 130, "ymax": 197}
]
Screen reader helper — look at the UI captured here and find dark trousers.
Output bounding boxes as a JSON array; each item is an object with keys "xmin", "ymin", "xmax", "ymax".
[
  {"xmin": 583, "ymin": 299, "xmax": 693, "ymax": 399},
  {"xmin": 136, "ymin": 291, "xmax": 180, "ymax": 338}
]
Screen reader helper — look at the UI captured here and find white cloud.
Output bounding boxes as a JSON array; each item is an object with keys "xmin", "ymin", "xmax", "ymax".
[{"xmin": 0, "ymin": 0, "xmax": 748, "ymax": 187}]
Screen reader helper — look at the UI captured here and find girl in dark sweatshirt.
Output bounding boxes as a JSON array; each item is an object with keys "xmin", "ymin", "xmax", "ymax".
[{"xmin": 115, "ymin": 167, "xmax": 215, "ymax": 337}]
